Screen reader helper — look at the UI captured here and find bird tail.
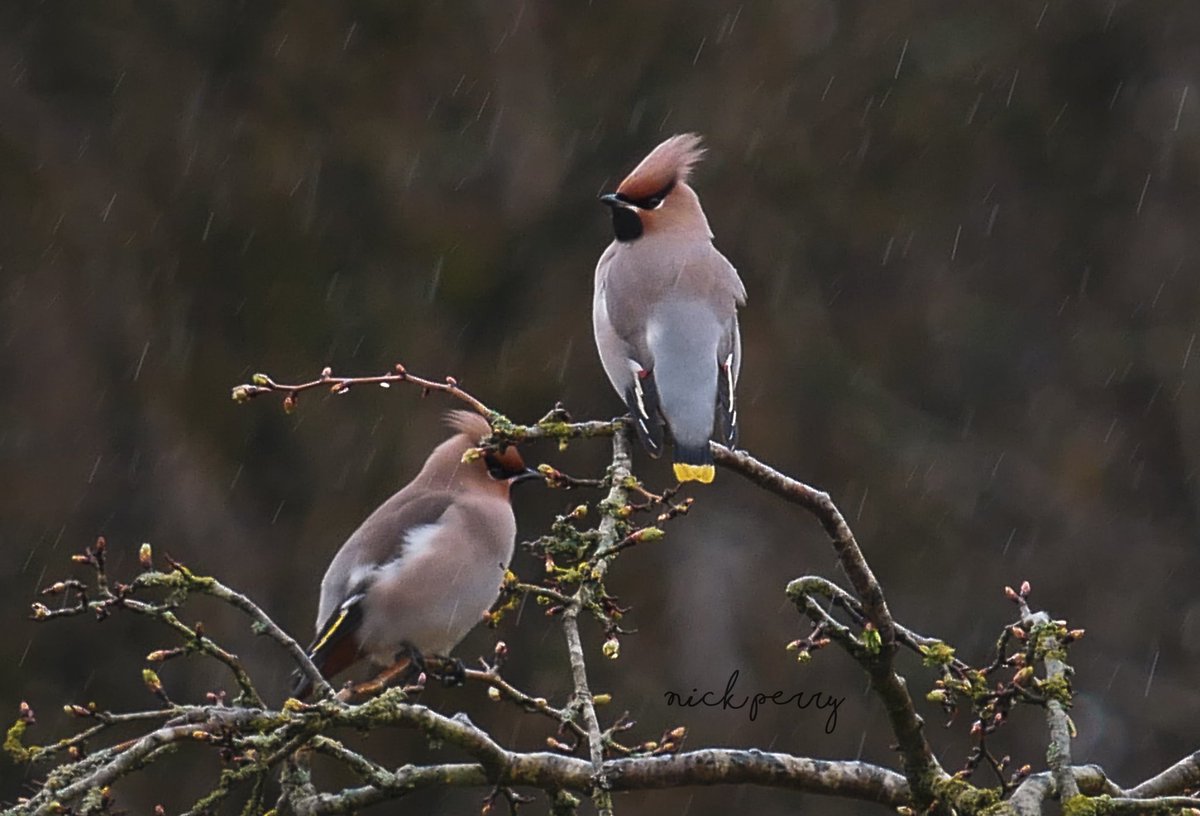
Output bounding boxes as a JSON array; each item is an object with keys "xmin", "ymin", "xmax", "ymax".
[{"xmin": 673, "ymin": 442, "xmax": 715, "ymax": 484}]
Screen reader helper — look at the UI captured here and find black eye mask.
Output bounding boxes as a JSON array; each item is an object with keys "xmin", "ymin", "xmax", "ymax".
[{"xmin": 617, "ymin": 180, "xmax": 676, "ymax": 210}]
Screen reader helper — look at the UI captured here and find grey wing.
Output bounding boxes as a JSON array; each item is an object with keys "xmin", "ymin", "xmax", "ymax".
[
  {"xmin": 716, "ymin": 315, "xmax": 741, "ymax": 447},
  {"xmin": 594, "ymin": 251, "xmax": 666, "ymax": 455},
  {"xmin": 315, "ymin": 490, "xmax": 455, "ymax": 631},
  {"xmin": 712, "ymin": 248, "xmax": 744, "ymax": 447}
]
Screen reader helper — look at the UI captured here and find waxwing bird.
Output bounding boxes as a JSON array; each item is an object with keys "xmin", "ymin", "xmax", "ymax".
[
  {"xmin": 594, "ymin": 133, "xmax": 747, "ymax": 484},
  {"xmin": 292, "ymin": 411, "xmax": 539, "ymax": 697}
]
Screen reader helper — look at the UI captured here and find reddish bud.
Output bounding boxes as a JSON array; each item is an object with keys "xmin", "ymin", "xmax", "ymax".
[
  {"xmin": 1020, "ymin": 580, "xmax": 1031, "ymax": 596},
  {"xmin": 1004, "ymin": 586, "xmax": 1019, "ymax": 602}
]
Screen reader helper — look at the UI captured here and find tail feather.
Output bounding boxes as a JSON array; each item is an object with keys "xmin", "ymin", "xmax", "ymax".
[{"xmin": 673, "ymin": 441, "xmax": 715, "ymax": 484}]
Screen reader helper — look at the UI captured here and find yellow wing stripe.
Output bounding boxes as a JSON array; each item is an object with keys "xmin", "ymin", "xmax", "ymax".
[{"xmin": 311, "ymin": 608, "xmax": 349, "ymax": 655}]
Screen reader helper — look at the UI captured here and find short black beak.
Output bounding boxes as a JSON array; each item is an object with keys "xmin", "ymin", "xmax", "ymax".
[
  {"xmin": 598, "ymin": 192, "xmax": 623, "ymax": 208},
  {"xmin": 511, "ymin": 467, "xmax": 543, "ymax": 486}
]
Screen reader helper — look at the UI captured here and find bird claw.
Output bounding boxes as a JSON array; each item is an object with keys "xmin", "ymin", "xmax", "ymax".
[{"xmin": 419, "ymin": 654, "xmax": 466, "ymax": 687}]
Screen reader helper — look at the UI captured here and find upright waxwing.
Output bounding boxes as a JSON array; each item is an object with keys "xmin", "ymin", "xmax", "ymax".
[
  {"xmin": 594, "ymin": 133, "xmax": 746, "ymax": 484},
  {"xmin": 292, "ymin": 411, "xmax": 538, "ymax": 696}
]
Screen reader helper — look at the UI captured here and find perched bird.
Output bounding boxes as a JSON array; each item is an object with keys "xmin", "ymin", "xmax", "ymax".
[
  {"xmin": 292, "ymin": 411, "xmax": 538, "ymax": 697},
  {"xmin": 594, "ymin": 133, "xmax": 747, "ymax": 483}
]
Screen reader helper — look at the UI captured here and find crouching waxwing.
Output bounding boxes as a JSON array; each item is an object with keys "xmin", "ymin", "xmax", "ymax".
[
  {"xmin": 292, "ymin": 411, "xmax": 539, "ymax": 697},
  {"xmin": 594, "ymin": 133, "xmax": 747, "ymax": 484}
]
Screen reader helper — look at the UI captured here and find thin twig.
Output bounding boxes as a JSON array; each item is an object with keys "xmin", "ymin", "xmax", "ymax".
[
  {"xmin": 463, "ymin": 667, "xmax": 593, "ymax": 749},
  {"xmin": 151, "ymin": 563, "xmax": 334, "ymax": 700}
]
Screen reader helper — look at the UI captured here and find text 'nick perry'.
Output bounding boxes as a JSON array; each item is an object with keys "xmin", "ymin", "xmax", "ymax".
[{"xmin": 664, "ymin": 670, "xmax": 845, "ymax": 734}]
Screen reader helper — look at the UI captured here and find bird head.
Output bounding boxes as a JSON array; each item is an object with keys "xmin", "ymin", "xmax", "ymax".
[
  {"xmin": 438, "ymin": 410, "xmax": 540, "ymax": 496},
  {"xmin": 599, "ymin": 133, "xmax": 711, "ymax": 242}
]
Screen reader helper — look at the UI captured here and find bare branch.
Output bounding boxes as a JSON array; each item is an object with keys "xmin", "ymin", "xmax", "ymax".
[
  {"xmin": 146, "ymin": 563, "xmax": 334, "ymax": 700},
  {"xmin": 720, "ymin": 444, "xmax": 945, "ymax": 807},
  {"xmin": 1127, "ymin": 748, "xmax": 1200, "ymax": 798},
  {"xmin": 463, "ymin": 666, "xmax": 594, "ymax": 750},
  {"xmin": 230, "ymin": 364, "xmax": 625, "ymax": 445},
  {"xmin": 231, "ymin": 365, "xmax": 492, "ymax": 417},
  {"xmin": 287, "ymin": 749, "xmax": 910, "ymax": 815},
  {"xmin": 711, "ymin": 445, "xmax": 895, "ymax": 640}
]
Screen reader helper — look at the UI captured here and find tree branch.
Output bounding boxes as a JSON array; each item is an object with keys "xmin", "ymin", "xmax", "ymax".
[
  {"xmin": 716, "ymin": 444, "xmax": 946, "ymax": 808},
  {"xmin": 287, "ymin": 749, "xmax": 910, "ymax": 815},
  {"xmin": 145, "ymin": 564, "xmax": 334, "ymax": 700},
  {"xmin": 1015, "ymin": 596, "xmax": 1078, "ymax": 802},
  {"xmin": 559, "ymin": 430, "xmax": 635, "ymax": 815},
  {"xmin": 1127, "ymin": 749, "xmax": 1200, "ymax": 798}
]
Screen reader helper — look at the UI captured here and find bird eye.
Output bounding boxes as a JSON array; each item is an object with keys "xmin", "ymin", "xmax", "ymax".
[
  {"xmin": 483, "ymin": 452, "xmax": 507, "ymax": 480},
  {"xmin": 633, "ymin": 180, "xmax": 675, "ymax": 210}
]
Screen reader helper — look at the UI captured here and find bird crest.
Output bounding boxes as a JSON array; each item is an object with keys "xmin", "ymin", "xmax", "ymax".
[
  {"xmin": 616, "ymin": 133, "xmax": 706, "ymax": 203},
  {"xmin": 444, "ymin": 409, "xmax": 491, "ymax": 440}
]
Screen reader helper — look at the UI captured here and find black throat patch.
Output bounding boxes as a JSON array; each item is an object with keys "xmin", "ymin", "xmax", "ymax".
[{"xmin": 611, "ymin": 207, "xmax": 643, "ymax": 242}]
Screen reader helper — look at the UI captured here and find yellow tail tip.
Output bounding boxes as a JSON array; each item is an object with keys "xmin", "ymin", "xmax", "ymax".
[{"xmin": 673, "ymin": 463, "xmax": 715, "ymax": 484}]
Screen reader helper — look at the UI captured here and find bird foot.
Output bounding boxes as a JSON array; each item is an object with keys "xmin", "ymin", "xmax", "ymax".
[{"xmin": 424, "ymin": 655, "xmax": 466, "ymax": 687}]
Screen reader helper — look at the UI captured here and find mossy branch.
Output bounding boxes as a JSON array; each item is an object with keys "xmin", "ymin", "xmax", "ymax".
[{"xmin": 4, "ymin": 363, "xmax": 1197, "ymax": 816}]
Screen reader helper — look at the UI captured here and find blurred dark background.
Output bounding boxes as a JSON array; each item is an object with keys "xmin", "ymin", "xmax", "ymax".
[{"xmin": 3, "ymin": 1, "xmax": 1199, "ymax": 813}]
